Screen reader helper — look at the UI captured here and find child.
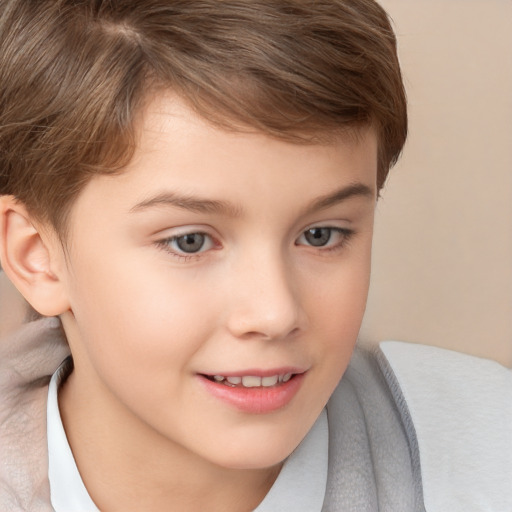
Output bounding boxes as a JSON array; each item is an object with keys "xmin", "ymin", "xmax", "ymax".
[{"xmin": 1, "ymin": 1, "xmax": 510, "ymax": 511}]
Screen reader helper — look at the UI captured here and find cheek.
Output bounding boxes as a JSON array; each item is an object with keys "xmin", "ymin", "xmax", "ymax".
[
  {"xmin": 64, "ymin": 260, "xmax": 211, "ymax": 417},
  {"xmin": 66, "ymin": 251, "xmax": 218, "ymax": 372},
  {"xmin": 311, "ymin": 252, "xmax": 371, "ymax": 329},
  {"xmin": 294, "ymin": 261, "xmax": 370, "ymax": 424},
  {"xmin": 305, "ymin": 251, "xmax": 371, "ymax": 368}
]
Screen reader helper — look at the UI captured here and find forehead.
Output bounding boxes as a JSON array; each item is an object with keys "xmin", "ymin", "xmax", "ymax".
[
  {"xmin": 66, "ymin": 93, "xmax": 377, "ymax": 229},
  {"xmin": 133, "ymin": 92, "xmax": 377, "ymax": 173},
  {"xmin": 140, "ymin": 91, "xmax": 375, "ymax": 147}
]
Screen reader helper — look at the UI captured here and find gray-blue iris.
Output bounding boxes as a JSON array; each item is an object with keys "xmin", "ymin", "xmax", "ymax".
[
  {"xmin": 176, "ymin": 233, "xmax": 206, "ymax": 253},
  {"xmin": 304, "ymin": 228, "xmax": 331, "ymax": 247}
]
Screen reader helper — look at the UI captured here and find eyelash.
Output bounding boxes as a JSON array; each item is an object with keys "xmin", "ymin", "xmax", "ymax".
[
  {"xmin": 295, "ymin": 227, "xmax": 355, "ymax": 252},
  {"xmin": 155, "ymin": 227, "xmax": 355, "ymax": 261},
  {"xmin": 155, "ymin": 232, "xmax": 217, "ymax": 261}
]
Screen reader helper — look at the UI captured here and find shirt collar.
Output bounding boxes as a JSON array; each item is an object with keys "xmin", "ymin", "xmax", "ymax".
[{"xmin": 47, "ymin": 359, "xmax": 99, "ymax": 512}]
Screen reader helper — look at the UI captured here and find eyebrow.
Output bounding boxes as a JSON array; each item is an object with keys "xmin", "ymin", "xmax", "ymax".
[
  {"xmin": 129, "ymin": 182, "xmax": 374, "ymax": 217},
  {"xmin": 306, "ymin": 183, "xmax": 375, "ymax": 214},
  {"xmin": 130, "ymin": 192, "xmax": 243, "ymax": 217}
]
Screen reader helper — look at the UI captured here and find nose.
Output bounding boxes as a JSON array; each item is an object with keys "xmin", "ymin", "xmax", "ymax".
[{"xmin": 225, "ymin": 250, "xmax": 305, "ymax": 341}]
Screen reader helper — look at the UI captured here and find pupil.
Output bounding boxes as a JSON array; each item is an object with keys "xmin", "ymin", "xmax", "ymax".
[
  {"xmin": 305, "ymin": 228, "xmax": 331, "ymax": 246},
  {"xmin": 176, "ymin": 233, "xmax": 205, "ymax": 253}
]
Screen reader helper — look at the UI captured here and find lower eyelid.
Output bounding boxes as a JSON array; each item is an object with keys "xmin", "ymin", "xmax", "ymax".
[
  {"xmin": 325, "ymin": 229, "xmax": 354, "ymax": 247},
  {"xmin": 332, "ymin": 231, "xmax": 354, "ymax": 247}
]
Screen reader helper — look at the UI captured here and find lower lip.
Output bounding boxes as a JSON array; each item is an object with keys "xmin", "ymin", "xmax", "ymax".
[{"xmin": 199, "ymin": 373, "xmax": 305, "ymax": 414}]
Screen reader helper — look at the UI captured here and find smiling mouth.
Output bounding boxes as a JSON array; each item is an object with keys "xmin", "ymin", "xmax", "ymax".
[
  {"xmin": 203, "ymin": 373, "xmax": 295, "ymax": 388},
  {"xmin": 199, "ymin": 371, "xmax": 305, "ymax": 413}
]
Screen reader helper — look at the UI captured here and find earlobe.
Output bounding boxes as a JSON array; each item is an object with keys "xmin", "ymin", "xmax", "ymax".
[{"xmin": 0, "ymin": 196, "xmax": 70, "ymax": 316}]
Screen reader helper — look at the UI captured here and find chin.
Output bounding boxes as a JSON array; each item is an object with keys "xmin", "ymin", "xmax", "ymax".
[
  {"xmin": 216, "ymin": 450, "xmax": 291, "ymax": 472},
  {"xmin": 204, "ymin": 422, "xmax": 311, "ymax": 471}
]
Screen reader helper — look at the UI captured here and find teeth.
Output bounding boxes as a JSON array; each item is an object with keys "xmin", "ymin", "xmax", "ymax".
[
  {"xmin": 261, "ymin": 375, "xmax": 279, "ymax": 387},
  {"xmin": 242, "ymin": 376, "xmax": 261, "ymax": 387},
  {"xmin": 210, "ymin": 373, "xmax": 294, "ymax": 387}
]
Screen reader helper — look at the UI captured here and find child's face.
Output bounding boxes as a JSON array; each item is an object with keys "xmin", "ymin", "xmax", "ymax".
[{"xmin": 57, "ymin": 93, "xmax": 377, "ymax": 470}]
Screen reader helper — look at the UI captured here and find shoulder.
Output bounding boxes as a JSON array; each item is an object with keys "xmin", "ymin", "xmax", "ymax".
[
  {"xmin": 378, "ymin": 341, "xmax": 512, "ymax": 512},
  {"xmin": 0, "ymin": 299, "xmax": 69, "ymax": 511},
  {"xmin": 324, "ymin": 342, "xmax": 512, "ymax": 511},
  {"xmin": 324, "ymin": 346, "xmax": 424, "ymax": 511}
]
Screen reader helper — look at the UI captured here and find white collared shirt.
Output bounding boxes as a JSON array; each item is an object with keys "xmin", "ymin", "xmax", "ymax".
[{"xmin": 47, "ymin": 362, "xmax": 328, "ymax": 512}]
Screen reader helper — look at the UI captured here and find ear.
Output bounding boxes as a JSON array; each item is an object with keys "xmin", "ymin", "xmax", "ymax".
[{"xmin": 0, "ymin": 196, "xmax": 70, "ymax": 316}]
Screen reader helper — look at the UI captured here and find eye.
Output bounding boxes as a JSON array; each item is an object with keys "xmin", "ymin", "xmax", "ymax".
[
  {"xmin": 174, "ymin": 233, "xmax": 208, "ymax": 253},
  {"xmin": 296, "ymin": 227, "xmax": 353, "ymax": 249},
  {"xmin": 158, "ymin": 232, "xmax": 215, "ymax": 255},
  {"xmin": 303, "ymin": 227, "xmax": 331, "ymax": 247}
]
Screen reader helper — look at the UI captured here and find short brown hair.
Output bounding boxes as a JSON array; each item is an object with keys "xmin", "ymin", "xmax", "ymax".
[{"xmin": 0, "ymin": 0, "xmax": 407, "ymax": 236}]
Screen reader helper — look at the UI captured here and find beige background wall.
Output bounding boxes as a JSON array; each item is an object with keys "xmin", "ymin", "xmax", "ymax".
[{"xmin": 359, "ymin": 0, "xmax": 512, "ymax": 367}]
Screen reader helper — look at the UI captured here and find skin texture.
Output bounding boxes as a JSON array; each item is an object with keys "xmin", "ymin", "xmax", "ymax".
[{"xmin": 1, "ymin": 94, "xmax": 378, "ymax": 511}]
